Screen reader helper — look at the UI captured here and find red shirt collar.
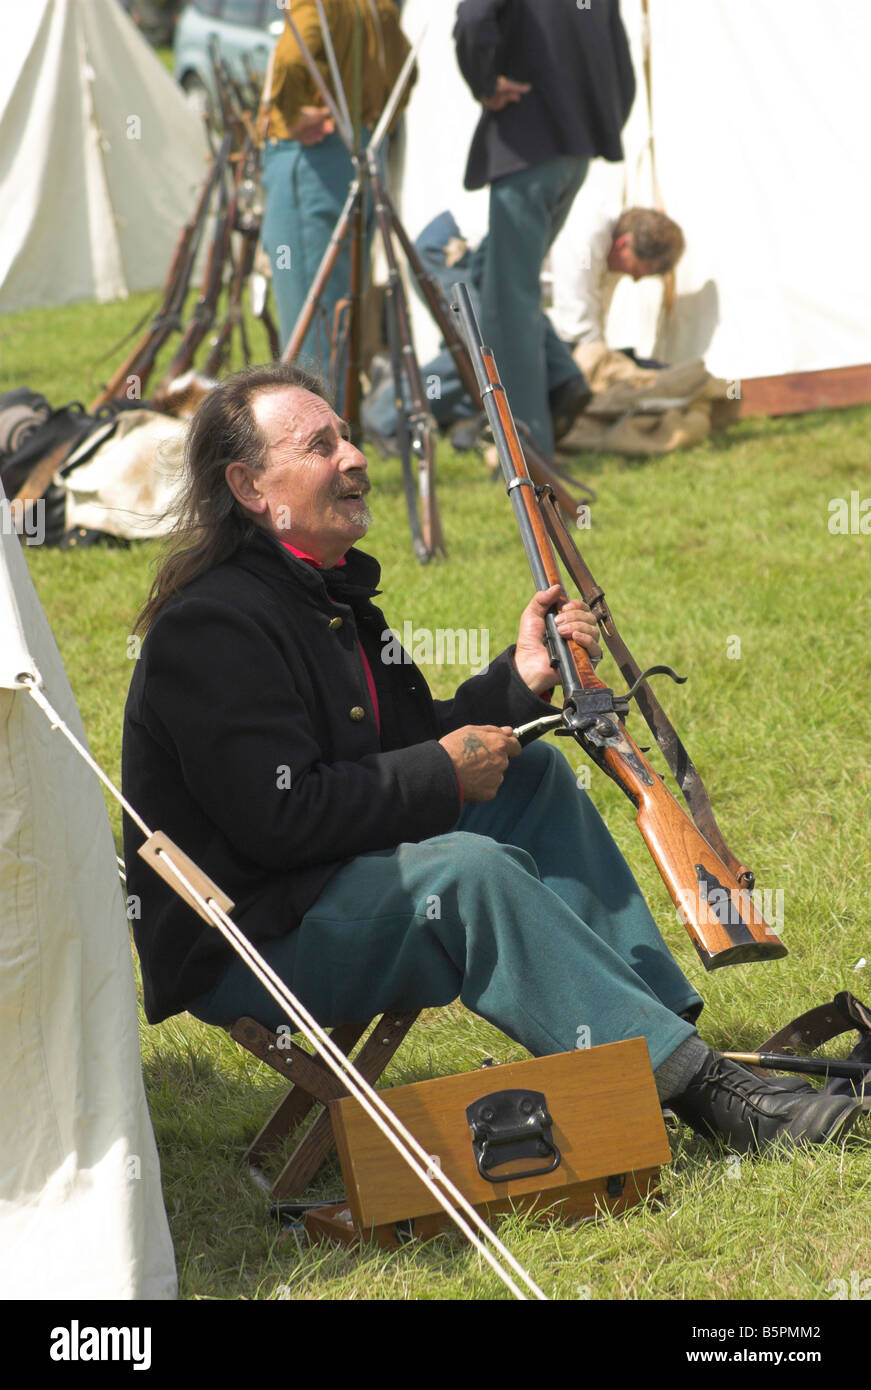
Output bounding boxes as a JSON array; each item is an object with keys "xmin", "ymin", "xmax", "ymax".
[{"xmin": 281, "ymin": 541, "xmax": 347, "ymax": 569}]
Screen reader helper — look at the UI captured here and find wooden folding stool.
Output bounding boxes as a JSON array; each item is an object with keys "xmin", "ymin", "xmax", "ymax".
[{"xmin": 230, "ymin": 1011, "xmax": 419, "ymax": 1198}]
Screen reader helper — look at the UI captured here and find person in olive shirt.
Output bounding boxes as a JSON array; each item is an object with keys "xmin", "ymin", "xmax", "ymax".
[
  {"xmin": 121, "ymin": 361, "xmax": 863, "ymax": 1157},
  {"xmin": 261, "ymin": 0, "xmax": 410, "ymax": 372}
]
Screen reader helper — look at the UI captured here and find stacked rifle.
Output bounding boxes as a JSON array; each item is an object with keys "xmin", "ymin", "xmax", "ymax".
[{"xmin": 89, "ymin": 45, "xmax": 279, "ymax": 414}]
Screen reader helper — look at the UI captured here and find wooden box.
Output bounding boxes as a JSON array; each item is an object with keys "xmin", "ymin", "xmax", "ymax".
[{"xmin": 306, "ymin": 1038, "xmax": 671, "ymax": 1248}]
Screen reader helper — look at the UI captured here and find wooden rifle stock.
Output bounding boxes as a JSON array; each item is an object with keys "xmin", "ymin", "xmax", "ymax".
[
  {"xmin": 157, "ymin": 148, "xmax": 238, "ymax": 388},
  {"xmin": 451, "ymin": 282, "xmax": 787, "ymax": 971}
]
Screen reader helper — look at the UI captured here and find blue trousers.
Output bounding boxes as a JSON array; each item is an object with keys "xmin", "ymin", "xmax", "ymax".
[
  {"xmin": 189, "ymin": 741, "xmax": 701, "ymax": 1073},
  {"xmin": 361, "ymin": 208, "xmax": 584, "ymax": 442},
  {"xmin": 261, "ymin": 132, "xmax": 375, "ymax": 385},
  {"xmin": 480, "ymin": 156, "xmax": 590, "ymax": 455}
]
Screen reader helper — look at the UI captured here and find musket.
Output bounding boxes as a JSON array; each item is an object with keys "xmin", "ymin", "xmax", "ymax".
[
  {"xmin": 209, "ymin": 36, "xmax": 247, "ymax": 142},
  {"xmin": 367, "ymin": 149, "xmax": 442, "ymax": 561},
  {"xmin": 88, "ymin": 144, "xmax": 223, "ymax": 411},
  {"xmin": 200, "ymin": 217, "xmax": 253, "ymax": 379},
  {"xmin": 338, "ymin": 25, "xmax": 422, "ymax": 439},
  {"xmin": 154, "ymin": 46, "xmax": 255, "ymax": 391},
  {"xmin": 202, "ymin": 133, "xmax": 264, "ymax": 377},
  {"xmin": 452, "ymin": 281, "xmax": 787, "ymax": 971},
  {"xmin": 154, "ymin": 141, "xmax": 237, "ymax": 390},
  {"xmin": 155, "ymin": 46, "xmax": 247, "ymax": 393},
  {"xmin": 343, "ymin": 165, "xmax": 365, "ymax": 438},
  {"xmin": 241, "ymin": 52, "xmax": 267, "ymax": 116}
]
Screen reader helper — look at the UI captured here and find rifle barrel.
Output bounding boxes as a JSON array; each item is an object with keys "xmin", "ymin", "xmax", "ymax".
[{"xmin": 724, "ymin": 1052, "xmax": 869, "ymax": 1082}]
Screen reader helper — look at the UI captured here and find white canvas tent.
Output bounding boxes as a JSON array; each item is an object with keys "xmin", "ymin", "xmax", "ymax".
[
  {"xmin": 0, "ymin": 0, "xmax": 210, "ymax": 313},
  {"xmin": 396, "ymin": 0, "xmax": 871, "ymax": 381},
  {"xmin": 0, "ymin": 494, "xmax": 177, "ymax": 1299}
]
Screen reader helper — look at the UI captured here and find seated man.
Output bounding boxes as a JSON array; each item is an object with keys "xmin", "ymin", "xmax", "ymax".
[
  {"xmin": 122, "ymin": 362, "xmax": 861, "ymax": 1156},
  {"xmin": 549, "ymin": 202, "xmax": 685, "ymax": 362}
]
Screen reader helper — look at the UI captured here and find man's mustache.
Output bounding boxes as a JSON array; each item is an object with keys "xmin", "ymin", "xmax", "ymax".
[{"xmin": 334, "ymin": 476, "xmax": 371, "ymax": 499}]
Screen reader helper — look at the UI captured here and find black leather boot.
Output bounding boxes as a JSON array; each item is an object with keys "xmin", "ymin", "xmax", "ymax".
[
  {"xmin": 448, "ymin": 413, "xmax": 488, "ymax": 454},
  {"xmin": 671, "ymin": 1053, "xmax": 863, "ymax": 1154},
  {"xmin": 549, "ymin": 374, "xmax": 593, "ymax": 442}
]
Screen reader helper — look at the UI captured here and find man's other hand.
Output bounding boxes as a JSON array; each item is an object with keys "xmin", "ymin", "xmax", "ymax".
[
  {"xmin": 514, "ymin": 584, "xmax": 602, "ymax": 696},
  {"xmin": 289, "ymin": 106, "xmax": 335, "ymax": 145},
  {"xmin": 439, "ymin": 725, "xmax": 521, "ymax": 802},
  {"xmin": 481, "ymin": 76, "xmax": 531, "ymax": 111}
]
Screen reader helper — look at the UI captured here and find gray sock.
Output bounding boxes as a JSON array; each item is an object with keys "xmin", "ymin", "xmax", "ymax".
[{"xmin": 654, "ymin": 1035, "xmax": 712, "ymax": 1103}]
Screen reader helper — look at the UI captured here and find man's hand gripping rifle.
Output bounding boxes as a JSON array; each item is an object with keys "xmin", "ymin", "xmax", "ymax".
[{"xmin": 451, "ymin": 282, "xmax": 787, "ymax": 972}]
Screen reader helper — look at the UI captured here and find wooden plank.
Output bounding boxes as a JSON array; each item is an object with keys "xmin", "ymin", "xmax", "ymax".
[
  {"xmin": 245, "ymin": 1086, "xmax": 321, "ymax": 1167},
  {"xmin": 331, "ymin": 1039, "xmax": 670, "ymax": 1231},
  {"xmin": 379, "ymin": 1167, "xmax": 665, "ymax": 1247},
  {"xmin": 303, "ymin": 1201, "xmax": 360, "ymax": 1246},
  {"xmin": 231, "ymin": 1017, "xmax": 362, "ymax": 1101},
  {"xmin": 232, "ymin": 1017, "xmax": 368, "ymax": 1169},
  {"xmin": 304, "ymin": 1168, "xmax": 664, "ymax": 1249},
  {"xmin": 272, "ymin": 1108, "xmax": 341, "ymax": 1197},
  {"xmin": 738, "ymin": 364, "xmax": 871, "ymax": 418}
]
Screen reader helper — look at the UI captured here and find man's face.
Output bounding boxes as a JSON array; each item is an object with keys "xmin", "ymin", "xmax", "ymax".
[
  {"xmin": 607, "ymin": 233, "xmax": 659, "ymax": 282},
  {"xmin": 228, "ymin": 386, "xmax": 372, "ymax": 567}
]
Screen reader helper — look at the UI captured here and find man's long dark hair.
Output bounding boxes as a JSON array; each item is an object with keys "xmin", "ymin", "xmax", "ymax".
[{"xmin": 134, "ymin": 362, "xmax": 329, "ymax": 634}]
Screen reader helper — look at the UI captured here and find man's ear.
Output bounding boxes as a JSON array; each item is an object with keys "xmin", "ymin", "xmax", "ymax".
[
  {"xmin": 225, "ymin": 462, "xmax": 267, "ymax": 516},
  {"xmin": 608, "ymin": 232, "xmax": 630, "ymax": 273}
]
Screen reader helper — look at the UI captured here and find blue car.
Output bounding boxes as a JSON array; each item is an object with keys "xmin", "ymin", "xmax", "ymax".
[{"xmin": 173, "ymin": 0, "xmax": 284, "ymax": 116}]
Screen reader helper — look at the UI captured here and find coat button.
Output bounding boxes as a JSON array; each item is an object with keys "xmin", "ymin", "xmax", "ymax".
[
  {"xmin": 349, "ymin": 706, "xmax": 365, "ymax": 721},
  {"xmin": 328, "ymin": 616, "xmax": 343, "ymax": 630}
]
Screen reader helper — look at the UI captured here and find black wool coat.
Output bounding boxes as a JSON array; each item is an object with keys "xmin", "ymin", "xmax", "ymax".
[
  {"xmin": 454, "ymin": 0, "xmax": 636, "ymax": 189},
  {"xmin": 122, "ymin": 529, "xmax": 552, "ymax": 1023}
]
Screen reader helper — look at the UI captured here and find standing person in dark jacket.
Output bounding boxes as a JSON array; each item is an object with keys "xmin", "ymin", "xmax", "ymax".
[
  {"xmin": 453, "ymin": 0, "xmax": 637, "ymax": 453},
  {"xmin": 120, "ymin": 363, "xmax": 863, "ymax": 1156}
]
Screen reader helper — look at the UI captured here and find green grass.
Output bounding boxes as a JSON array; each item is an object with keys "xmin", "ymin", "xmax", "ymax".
[{"xmin": 5, "ymin": 291, "xmax": 871, "ymax": 1301}]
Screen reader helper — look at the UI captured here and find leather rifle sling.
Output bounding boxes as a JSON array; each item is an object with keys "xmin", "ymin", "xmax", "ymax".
[
  {"xmin": 538, "ymin": 487, "xmax": 753, "ymax": 887},
  {"xmin": 760, "ymin": 992, "xmax": 871, "ymax": 1055}
]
